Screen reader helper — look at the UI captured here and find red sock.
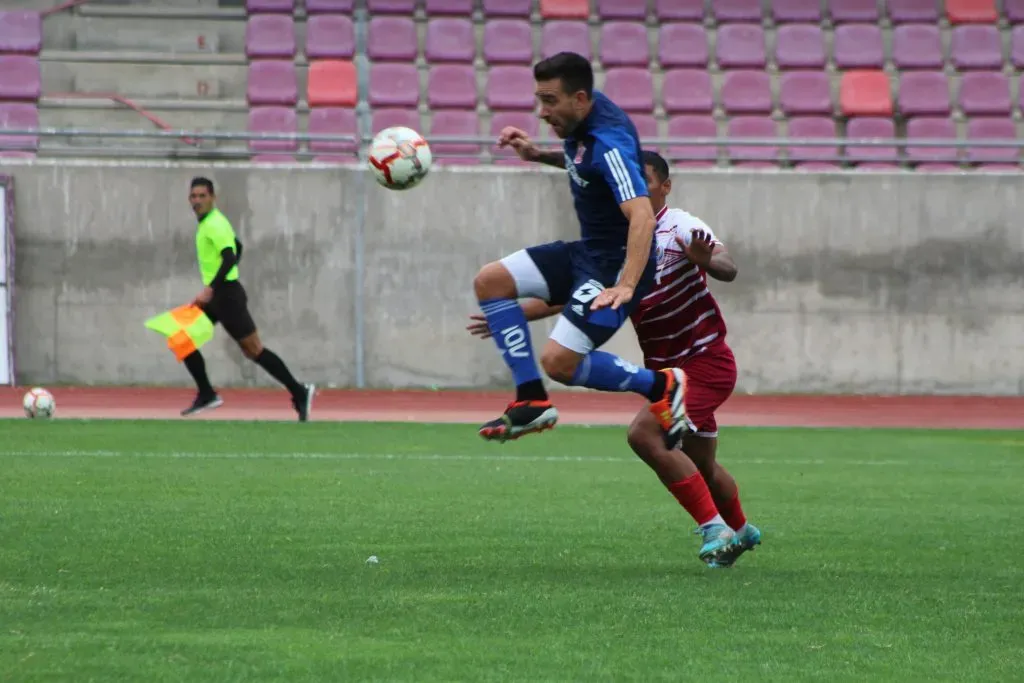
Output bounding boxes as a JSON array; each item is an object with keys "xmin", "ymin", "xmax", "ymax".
[
  {"xmin": 666, "ymin": 473, "xmax": 720, "ymax": 526},
  {"xmin": 716, "ymin": 490, "xmax": 747, "ymax": 530}
]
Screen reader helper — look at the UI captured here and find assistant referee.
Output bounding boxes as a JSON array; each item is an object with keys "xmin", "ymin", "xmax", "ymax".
[{"xmin": 181, "ymin": 176, "xmax": 315, "ymax": 421}]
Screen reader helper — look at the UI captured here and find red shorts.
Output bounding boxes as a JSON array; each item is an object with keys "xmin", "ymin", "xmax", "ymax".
[{"xmin": 678, "ymin": 341, "xmax": 737, "ymax": 438}]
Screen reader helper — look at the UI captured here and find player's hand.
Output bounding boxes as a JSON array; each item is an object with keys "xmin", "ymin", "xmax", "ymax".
[
  {"xmin": 677, "ymin": 229, "xmax": 714, "ymax": 268},
  {"xmin": 591, "ymin": 285, "xmax": 634, "ymax": 311},
  {"xmin": 193, "ymin": 287, "xmax": 214, "ymax": 306},
  {"xmin": 466, "ymin": 314, "xmax": 492, "ymax": 339},
  {"xmin": 497, "ymin": 126, "xmax": 540, "ymax": 162}
]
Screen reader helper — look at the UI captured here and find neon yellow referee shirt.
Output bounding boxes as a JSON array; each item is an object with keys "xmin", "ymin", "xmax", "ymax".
[{"xmin": 195, "ymin": 208, "xmax": 240, "ymax": 286}]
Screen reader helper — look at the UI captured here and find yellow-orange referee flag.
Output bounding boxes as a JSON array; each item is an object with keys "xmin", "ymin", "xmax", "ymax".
[{"xmin": 144, "ymin": 304, "xmax": 215, "ymax": 362}]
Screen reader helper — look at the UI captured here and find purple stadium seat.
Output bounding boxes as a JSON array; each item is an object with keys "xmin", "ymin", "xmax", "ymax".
[
  {"xmin": 542, "ymin": 22, "xmax": 591, "ymax": 60},
  {"xmin": 367, "ymin": 17, "xmax": 417, "ymax": 62},
  {"xmin": 372, "ymin": 108, "xmax": 421, "ymax": 135},
  {"xmin": 600, "ymin": 22, "xmax": 650, "ymax": 67},
  {"xmin": 603, "ymin": 68, "xmax": 654, "ymax": 112},
  {"xmin": 427, "ymin": 64, "xmax": 477, "ymax": 109},
  {"xmin": 832, "ymin": 24, "xmax": 884, "ymax": 69},
  {"xmin": 845, "ymin": 117, "xmax": 897, "ymax": 163},
  {"xmin": 305, "ymin": 0, "xmax": 353, "ymax": 12},
  {"xmin": 483, "ymin": 0, "xmax": 533, "ymax": 15},
  {"xmin": 787, "ymin": 116, "xmax": 837, "ymax": 161},
  {"xmin": 898, "ymin": 72, "xmax": 951, "ymax": 116},
  {"xmin": 772, "ymin": 0, "xmax": 824, "ymax": 22},
  {"xmin": 829, "ymin": 0, "xmax": 880, "ymax": 23},
  {"xmin": 666, "ymin": 115, "xmax": 718, "ymax": 164},
  {"xmin": 887, "ymin": 0, "xmax": 939, "ymax": 22},
  {"xmin": 246, "ymin": 15, "xmax": 295, "ymax": 59},
  {"xmin": 598, "ymin": 0, "xmax": 648, "ymax": 18},
  {"xmin": 0, "ymin": 102, "xmax": 39, "ymax": 151},
  {"xmin": 774, "ymin": 24, "xmax": 826, "ymax": 70},
  {"xmin": 483, "ymin": 19, "xmax": 533, "ymax": 64},
  {"xmin": 1013, "ymin": 27, "xmax": 1024, "ymax": 68},
  {"xmin": 719, "ymin": 70, "xmax": 773, "ymax": 115},
  {"xmin": 631, "ymin": 113, "xmax": 658, "ymax": 141},
  {"xmin": 486, "ymin": 65, "xmax": 535, "ymax": 110},
  {"xmin": 726, "ymin": 116, "xmax": 778, "ymax": 162},
  {"xmin": 425, "ymin": 18, "xmax": 475, "ymax": 63},
  {"xmin": 490, "ymin": 111, "xmax": 539, "ymax": 164},
  {"xmin": 426, "ymin": 0, "xmax": 474, "ymax": 14},
  {"xmin": 366, "ymin": 0, "xmax": 416, "ymax": 12},
  {"xmin": 906, "ymin": 117, "xmax": 958, "ymax": 164},
  {"xmin": 246, "ymin": 60, "xmax": 297, "ymax": 105},
  {"xmin": 659, "ymin": 24, "xmax": 708, "ymax": 68},
  {"xmin": 891, "ymin": 24, "xmax": 943, "ymax": 70},
  {"xmin": 246, "ymin": 0, "xmax": 294, "ymax": 12},
  {"xmin": 248, "ymin": 106, "xmax": 298, "ymax": 153},
  {"xmin": 958, "ymin": 72, "xmax": 1011, "ymax": 116},
  {"xmin": 0, "ymin": 56, "xmax": 40, "ymax": 101},
  {"xmin": 430, "ymin": 110, "xmax": 481, "ymax": 164},
  {"xmin": 306, "ymin": 15, "xmax": 355, "ymax": 59},
  {"xmin": 950, "ymin": 26, "xmax": 1002, "ymax": 71},
  {"xmin": 369, "ymin": 63, "xmax": 420, "ymax": 107},
  {"xmin": 662, "ymin": 69, "xmax": 714, "ymax": 113},
  {"xmin": 716, "ymin": 24, "xmax": 766, "ymax": 69},
  {"xmin": 779, "ymin": 72, "xmax": 832, "ymax": 116},
  {"xmin": 308, "ymin": 107, "xmax": 357, "ymax": 155},
  {"xmin": 655, "ymin": 0, "xmax": 706, "ymax": 20},
  {"xmin": 0, "ymin": 11, "xmax": 42, "ymax": 55},
  {"xmin": 965, "ymin": 118, "xmax": 1018, "ymax": 164},
  {"xmin": 1007, "ymin": 0, "xmax": 1024, "ymax": 23},
  {"xmin": 711, "ymin": 0, "xmax": 764, "ymax": 22}
]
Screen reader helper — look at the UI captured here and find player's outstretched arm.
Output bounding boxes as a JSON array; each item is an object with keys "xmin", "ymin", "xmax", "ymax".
[
  {"xmin": 676, "ymin": 229, "xmax": 738, "ymax": 282},
  {"xmin": 497, "ymin": 126, "xmax": 565, "ymax": 168}
]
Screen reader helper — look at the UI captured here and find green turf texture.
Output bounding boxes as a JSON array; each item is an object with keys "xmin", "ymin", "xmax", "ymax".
[{"xmin": 1, "ymin": 420, "xmax": 1021, "ymax": 682}]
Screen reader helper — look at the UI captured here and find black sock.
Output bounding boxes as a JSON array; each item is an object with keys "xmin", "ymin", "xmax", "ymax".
[
  {"xmin": 255, "ymin": 348, "xmax": 303, "ymax": 395},
  {"xmin": 516, "ymin": 379, "xmax": 548, "ymax": 402},
  {"xmin": 646, "ymin": 370, "xmax": 668, "ymax": 402},
  {"xmin": 183, "ymin": 350, "xmax": 215, "ymax": 397}
]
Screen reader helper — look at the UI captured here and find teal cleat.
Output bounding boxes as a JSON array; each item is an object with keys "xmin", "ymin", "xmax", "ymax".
[
  {"xmin": 695, "ymin": 523, "xmax": 737, "ymax": 567},
  {"xmin": 713, "ymin": 523, "xmax": 762, "ymax": 568}
]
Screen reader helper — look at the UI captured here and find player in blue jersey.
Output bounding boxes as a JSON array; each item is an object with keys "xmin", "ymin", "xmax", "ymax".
[{"xmin": 472, "ymin": 52, "xmax": 690, "ymax": 447}]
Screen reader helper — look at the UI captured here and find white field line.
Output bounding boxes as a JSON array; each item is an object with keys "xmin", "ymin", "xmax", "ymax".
[{"xmin": 0, "ymin": 449, "xmax": 925, "ymax": 467}]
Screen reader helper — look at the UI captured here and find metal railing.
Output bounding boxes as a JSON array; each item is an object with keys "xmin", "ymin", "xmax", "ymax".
[{"xmin": 2, "ymin": 127, "xmax": 1023, "ymax": 166}]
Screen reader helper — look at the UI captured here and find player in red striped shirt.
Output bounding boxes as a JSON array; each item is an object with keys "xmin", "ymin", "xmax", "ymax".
[{"xmin": 467, "ymin": 151, "xmax": 761, "ymax": 568}]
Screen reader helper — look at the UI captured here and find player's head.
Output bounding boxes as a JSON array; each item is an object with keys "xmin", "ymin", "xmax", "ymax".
[
  {"xmin": 189, "ymin": 176, "xmax": 216, "ymax": 218},
  {"xmin": 642, "ymin": 151, "xmax": 671, "ymax": 214},
  {"xmin": 533, "ymin": 52, "xmax": 594, "ymax": 139}
]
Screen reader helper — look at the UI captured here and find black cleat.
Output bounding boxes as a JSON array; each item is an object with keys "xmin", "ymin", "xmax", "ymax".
[
  {"xmin": 479, "ymin": 400, "xmax": 559, "ymax": 442},
  {"xmin": 181, "ymin": 393, "xmax": 223, "ymax": 417},
  {"xmin": 292, "ymin": 383, "xmax": 316, "ymax": 422}
]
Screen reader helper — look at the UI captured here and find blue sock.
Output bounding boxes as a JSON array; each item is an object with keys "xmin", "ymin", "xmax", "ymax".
[
  {"xmin": 479, "ymin": 298, "xmax": 544, "ymax": 391},
  {"xmin": 569, "ymin": 350, "xmax": 660, "ymax": 400}
]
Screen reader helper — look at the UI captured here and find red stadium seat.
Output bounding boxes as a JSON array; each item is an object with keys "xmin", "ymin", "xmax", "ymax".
[
  {"xmin": 945, "ymin": 0, "xmax": 998, "ymax": 23},
  {"xmin": 307, "ymin": 60, "xmax": 357, "ymax": 107},
  {"xmin": 840, "ymin": 71, "xmax": 893, "ymax": 116},
  {"xmin": 540, "ymin": 0, "xmax": 589, "ymax": 19}
]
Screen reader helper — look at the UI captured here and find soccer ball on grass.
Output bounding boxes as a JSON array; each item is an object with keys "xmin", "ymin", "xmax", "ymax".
[
  {"xmin": 368, "ymin": 126, "xmax": 432, "ymax": 190},
  {"xmin": 23, "ymin": 387, "xmax": 56, "ymax": 419}
]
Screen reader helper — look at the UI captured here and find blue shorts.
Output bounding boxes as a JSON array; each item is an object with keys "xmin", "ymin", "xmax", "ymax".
[{"xmin": 499, "ymin": 240, "xmax": 656, "ymax": 354}]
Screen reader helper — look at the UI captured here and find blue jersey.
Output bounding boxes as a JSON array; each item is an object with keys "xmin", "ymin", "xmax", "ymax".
[{"xmin": 562, "ymin": 91, "xmax": 651, "ymax": 274}]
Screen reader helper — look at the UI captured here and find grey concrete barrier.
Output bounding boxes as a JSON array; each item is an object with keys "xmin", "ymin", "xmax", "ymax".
[{"xmin": 4, "ymin": 158, "xmax": 1023, "ymax": 395}]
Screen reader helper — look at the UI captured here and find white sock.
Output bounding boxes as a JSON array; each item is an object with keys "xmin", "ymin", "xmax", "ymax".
[{"xmin": 700, "ymin": 514, "xmax": 727, "ymax": 529}]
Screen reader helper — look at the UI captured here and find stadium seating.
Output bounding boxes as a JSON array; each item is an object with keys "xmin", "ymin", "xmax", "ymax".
[{"xmin": 7, "ymin": 0, "xmax": 1022, "ymax": 170}]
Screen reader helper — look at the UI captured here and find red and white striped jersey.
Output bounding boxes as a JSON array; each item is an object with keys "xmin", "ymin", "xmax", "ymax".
[{"xmin": 629, "ymin": 205, "xmax": 728, "ymax": 370}]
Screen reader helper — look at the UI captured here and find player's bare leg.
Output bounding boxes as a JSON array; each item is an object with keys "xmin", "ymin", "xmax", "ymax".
[
  {"xmin": 683, "ymin": 433, "xmax": 761, "ymax": 566},
  {"xmin": 237, "ymin": 331, "xmax": 316, "ymax": 422},
  {"xmin": 627, "ymin": 409, "xmax": 736, "ymax": 567},
  {"xmin": 474, "ymin": 262, "xmax": 559, "ymax": 441}
]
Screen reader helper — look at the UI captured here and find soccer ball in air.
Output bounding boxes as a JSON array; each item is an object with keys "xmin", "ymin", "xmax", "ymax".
[
  {"xmin": 368, "ymin": 126, "xmax": 432, "ymax": 190},
  {"xmin": 23, "ymin": 387, "xmax": 55, "ymax": 419}
]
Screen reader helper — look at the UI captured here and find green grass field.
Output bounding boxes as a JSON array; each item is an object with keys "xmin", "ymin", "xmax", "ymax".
[{"xmin": 1, "ymin": 420, "xmax": 1022, "ymax": 682}]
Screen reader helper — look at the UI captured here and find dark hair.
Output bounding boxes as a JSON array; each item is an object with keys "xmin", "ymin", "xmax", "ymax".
[
  {"xmin": 642, "ymin": 150, "xmax": 670, "ymax": 183},
  {"xmin": 190, "ymin": 176, "xmax": 215, "ymax": 194},
  {"xmin": 533, "ymin": 52, "xmax": 593, "ymax": 98}
]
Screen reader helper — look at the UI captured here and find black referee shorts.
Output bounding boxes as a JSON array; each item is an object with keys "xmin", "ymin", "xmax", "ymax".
[{"xmin": 202, "ymin": 280, "xmax": 257, "ymax": 341}]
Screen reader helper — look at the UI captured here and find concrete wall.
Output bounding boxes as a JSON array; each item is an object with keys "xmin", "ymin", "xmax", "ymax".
[{"xmin": 4, "ymin": 158, "xmax": 1023, "ymax": 395}]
